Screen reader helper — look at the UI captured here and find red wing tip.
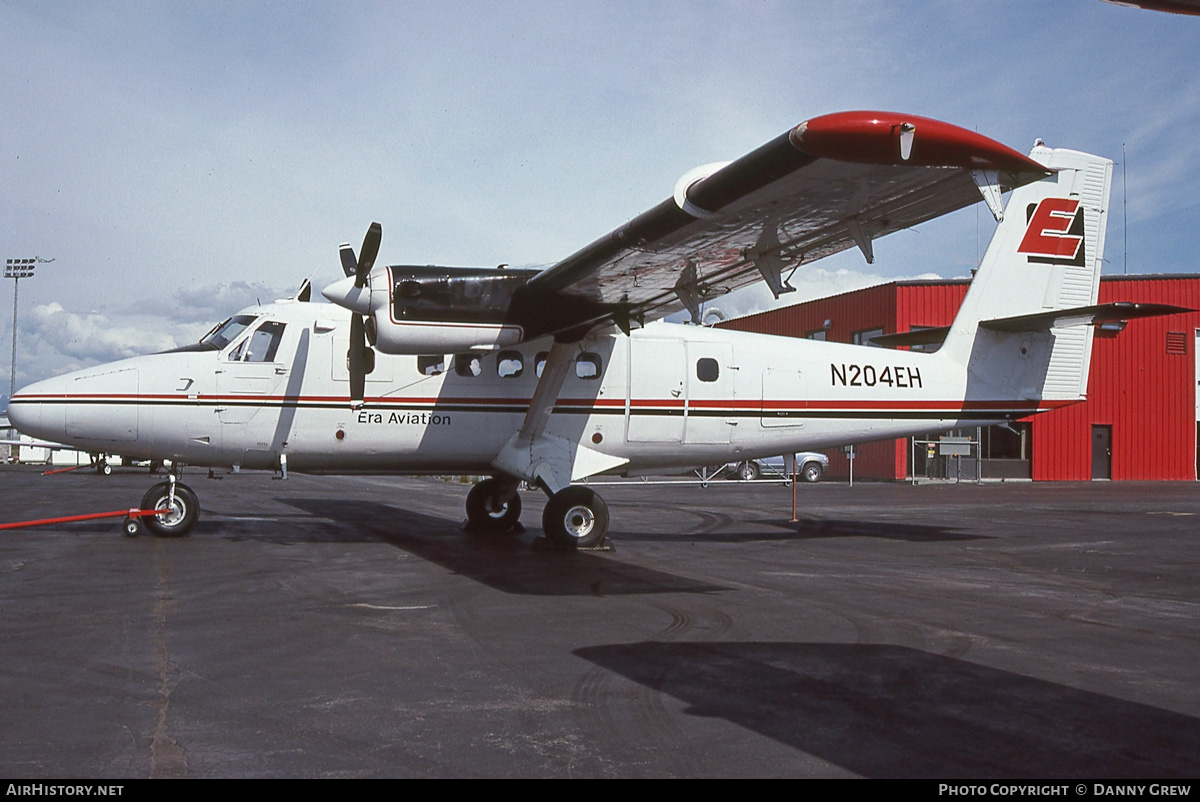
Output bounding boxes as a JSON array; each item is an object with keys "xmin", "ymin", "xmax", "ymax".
[{"xmin": 791, "ymin": 111, "xmax": 1049, "ymax": 175}]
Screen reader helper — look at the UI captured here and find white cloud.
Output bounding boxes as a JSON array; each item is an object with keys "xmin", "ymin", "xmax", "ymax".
[
  {"xmin": 169, "ymin": 280, "xmax": 296, "ymax": 324},
  {"xmin": 24, "ymin": 302, "xmax": 177, "ymax": 364}
]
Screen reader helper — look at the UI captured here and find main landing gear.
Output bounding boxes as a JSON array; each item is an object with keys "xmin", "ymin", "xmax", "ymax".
[
  {"xmin": 465, "ymin": 477, "xmax": 522, "ymax": 532},
  {"xmin": 465, "ymin": 478, "xmax": 610, "ymax": 549},
  {"xmin": 131, "ymin": 474, "xmax": 200, "ymax": 538},
  {"xmin": 541, "ymin": 486, "xmax": 609, "ymax": 549}
]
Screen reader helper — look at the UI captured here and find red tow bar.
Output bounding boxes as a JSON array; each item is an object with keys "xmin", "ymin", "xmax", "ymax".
[
  {"xmin": 0, "ymin": 508, "xmax": 164, "ymax": 531},
  {"xmin": 41, "ymin": 464, "xmax": 90, "ymax": 476}
]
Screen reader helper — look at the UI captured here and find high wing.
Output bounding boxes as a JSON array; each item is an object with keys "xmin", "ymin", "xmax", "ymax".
[{"xmin": 517, "ymin": 111, "xmax": 1050, "ymax": 335}]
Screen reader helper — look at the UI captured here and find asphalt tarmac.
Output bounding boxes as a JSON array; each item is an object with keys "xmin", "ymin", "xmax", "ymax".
[{"xmin": 1, "ymin": 465, "xmax": 1198, "ymax": 778}]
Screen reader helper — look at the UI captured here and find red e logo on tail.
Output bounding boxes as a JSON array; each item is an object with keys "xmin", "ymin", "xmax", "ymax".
[{"xmin": 1017, "ymin": 198, "xmax": 1083, "ymax": 261}]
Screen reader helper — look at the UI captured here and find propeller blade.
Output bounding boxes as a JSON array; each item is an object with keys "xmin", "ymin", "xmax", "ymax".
[
  {"xmin": 356, "ymin": 222, "xmax": 382, "ymax": 288},
  {"xmin": 339, "ymin": 243, "xmax": 357, "ymax": 278},
  {"xmin": 348, "ymin": 314, "xmax": 367, "ymax": 406}
]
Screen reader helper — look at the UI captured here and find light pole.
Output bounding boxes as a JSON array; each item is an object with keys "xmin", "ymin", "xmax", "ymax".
[{"xmin": 5, "ymin": 257, "xmax": 51, "ymax": 406}]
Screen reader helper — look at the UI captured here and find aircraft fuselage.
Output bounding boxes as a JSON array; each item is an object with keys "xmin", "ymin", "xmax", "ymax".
[{"xmin": 8, "ymin": 299, "xmax": 1048, "ymax": 478}]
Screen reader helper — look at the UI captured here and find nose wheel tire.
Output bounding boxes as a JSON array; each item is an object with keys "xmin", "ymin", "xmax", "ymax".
[
  {"xmin": 542, "ymin": 486, "xmax": 609, "ymax": 549},
  {"xmin": 140, "ymin": 481, "xmax": 199, "ymax": 538},
  {"xmin": 465, "ymin": 478, "xmax": 522, "ymax": 531}
]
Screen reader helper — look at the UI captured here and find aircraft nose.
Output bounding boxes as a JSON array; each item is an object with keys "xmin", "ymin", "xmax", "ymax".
[{"xmin": 7, "ymin": 376, "xmax": 65, "ymax": 443}]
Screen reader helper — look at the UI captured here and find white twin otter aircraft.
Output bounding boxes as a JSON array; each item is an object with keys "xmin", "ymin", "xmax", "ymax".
[{"xmin": 9, "ymin": 111, "xmax": 1176, "ymax": 547}]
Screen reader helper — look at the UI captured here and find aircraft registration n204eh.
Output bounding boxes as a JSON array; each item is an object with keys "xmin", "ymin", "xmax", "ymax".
[{"xmin": 8, "ymin": 111, "xmax": 1182, "ymax": 547}]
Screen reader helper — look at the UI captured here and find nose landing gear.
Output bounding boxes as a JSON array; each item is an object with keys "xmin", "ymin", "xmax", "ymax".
[{"xmin": 139, "ymin": 475, "xmax": 199, "ymax": 538}]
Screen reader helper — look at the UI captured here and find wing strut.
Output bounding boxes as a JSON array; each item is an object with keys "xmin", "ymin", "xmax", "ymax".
[{"xmin": 490, "ymin": 340, "xmax": 627, "ymax": 494}]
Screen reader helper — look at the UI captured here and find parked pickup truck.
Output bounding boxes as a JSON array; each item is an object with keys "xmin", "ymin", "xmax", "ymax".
[{"xmin": 726, "ymin": 452, "xmax": 829, "ymax": 482}]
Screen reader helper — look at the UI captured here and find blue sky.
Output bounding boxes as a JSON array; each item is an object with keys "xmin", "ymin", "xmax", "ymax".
[{"xmin": 2, "ymin": 0, "xmax": 1198, "ymax": 398}]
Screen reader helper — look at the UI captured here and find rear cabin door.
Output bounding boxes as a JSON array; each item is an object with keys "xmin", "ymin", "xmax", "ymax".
[{"xmin": 685, "ymin": 343, "xmax": 734, "ymax": 444}]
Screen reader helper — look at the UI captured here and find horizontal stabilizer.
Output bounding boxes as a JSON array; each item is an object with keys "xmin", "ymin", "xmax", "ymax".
[
  {"xmin": 872, "ymin": 302, "xmax": 1190, "ymax": 349},
  {"xmin": 871, "ymin": 327, "xmax": 951, "ymax": 348},
  {"xmin": 979, "ymin": 302, "xmax": 1191, "ymax": 332}
]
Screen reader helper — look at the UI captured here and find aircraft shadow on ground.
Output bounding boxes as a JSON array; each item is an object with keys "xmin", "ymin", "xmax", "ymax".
[
  {"xmin": 610, "ymin": 505, "xmax": 985, "ymax": 544},
  {"xmin": 270, "ymin": 497, "xmax": 726, "ymax": 597},
  {"xmin": 770, "ymin": 516, "xmax": 988, "ymax": 542},
  {"xmin": 575, "ymin": 641, "xmax": 1200, "ymax": 778}
]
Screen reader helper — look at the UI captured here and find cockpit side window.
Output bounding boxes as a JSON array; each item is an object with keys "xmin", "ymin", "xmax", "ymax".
[
  {"xmin": 203, "ymin": 315, "xmax": 257, "ymax": 350},
  {"xmin": 229, "ymin": 321, "xmax": 286, "ymax": 363}
]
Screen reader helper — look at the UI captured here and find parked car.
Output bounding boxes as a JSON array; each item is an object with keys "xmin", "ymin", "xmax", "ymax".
[{"xmin": 727, "ymin": 452, "xmax": 829, "ymax": 482}]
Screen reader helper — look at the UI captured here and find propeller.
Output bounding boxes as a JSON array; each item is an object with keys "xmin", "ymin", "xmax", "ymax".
[{"xmin": 335, "ymin": 222, "xmax": 381, "ymax": 408}]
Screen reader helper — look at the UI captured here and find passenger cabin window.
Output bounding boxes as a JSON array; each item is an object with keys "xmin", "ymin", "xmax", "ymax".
[
  {"xmin": 497, "ymin": 351, "xmax": 523, "ymax": 378},
  {"xmin": 417, "ymin": 355, "xmax": 445, "ymax": 376},
  {"xmin": 696, "ymin": 358, "xmax": 719, "ymax": 382},
  {"xmin": 229, "ymin": 321, "xmax": 285, "ymax": 362},
  {"xmin": 575, "ymin": 353, "xmax": 602, "ymax": 380},
  {"xmin": 454, "ymin": 353, "xmax": 483, "ymax": 377},
  {"xmin": 535, "ymin": 351, "xmax": 548, "ymax": 378}
]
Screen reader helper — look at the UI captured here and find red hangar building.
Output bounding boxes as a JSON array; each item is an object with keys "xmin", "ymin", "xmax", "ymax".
[{"xmin": 719, "ymin": 275, "xmax": 1200, "ymax": 481}]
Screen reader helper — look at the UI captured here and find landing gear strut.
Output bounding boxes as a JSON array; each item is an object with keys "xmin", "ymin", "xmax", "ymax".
[
  {"xmin": 139, "ymin": 475, "xmax": 199, "ymax": 538},
  {"xmin": 465, "ymin": 477, "xmax": 522, "ymax": 532},
  {"xmin": 541, "ymin": 486, "xmax": 609, "ymax": 549}
]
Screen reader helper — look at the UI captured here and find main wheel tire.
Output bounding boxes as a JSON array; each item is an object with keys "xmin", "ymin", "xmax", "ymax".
[
  {"xmin": 140, "ymin": 481, "xmax": 199, "ymax": 538},
  {"xmin": 465, "ymin": 478, "xmax": 522, "ymax": 531},
  {"xmin": 801, "ymin": 462, "xmax": 822, "ymax": 483},
  {"xmin": 542, "ymin": 486, "xmax": 609, "ymax": 549},
  {"xmin": 737, "ymin": 461, "xmax": 759, "ymax": 481}
]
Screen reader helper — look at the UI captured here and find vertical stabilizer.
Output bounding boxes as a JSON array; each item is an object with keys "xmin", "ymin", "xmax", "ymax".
[{"xmin": 941, "ymin": 145, "xmax": 1113, "ymax": 402}]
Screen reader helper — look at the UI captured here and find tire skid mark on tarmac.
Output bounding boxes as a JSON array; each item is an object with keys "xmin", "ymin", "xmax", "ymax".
[
  {"xmin": 570, "ymin": 602, "xmax": 718, "ymax": 772},
  {"xmin": 634, "ymin": 503, "xmax": 733, "ymax": 537}
]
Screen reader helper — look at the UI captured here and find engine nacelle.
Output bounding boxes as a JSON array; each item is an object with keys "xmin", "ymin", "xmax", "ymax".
[
  {"xmin": 372, "ymin": 313, "xmax": 525, "ymax": 355},
  {"xmin": 369, "ymin": 265, "xmax": 536, "ymax": 355}
]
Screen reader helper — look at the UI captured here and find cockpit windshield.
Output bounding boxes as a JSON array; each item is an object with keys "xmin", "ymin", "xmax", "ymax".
[{"xmin": 200, "ymin": 315, "xmax": 258, "ymax": 350}]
